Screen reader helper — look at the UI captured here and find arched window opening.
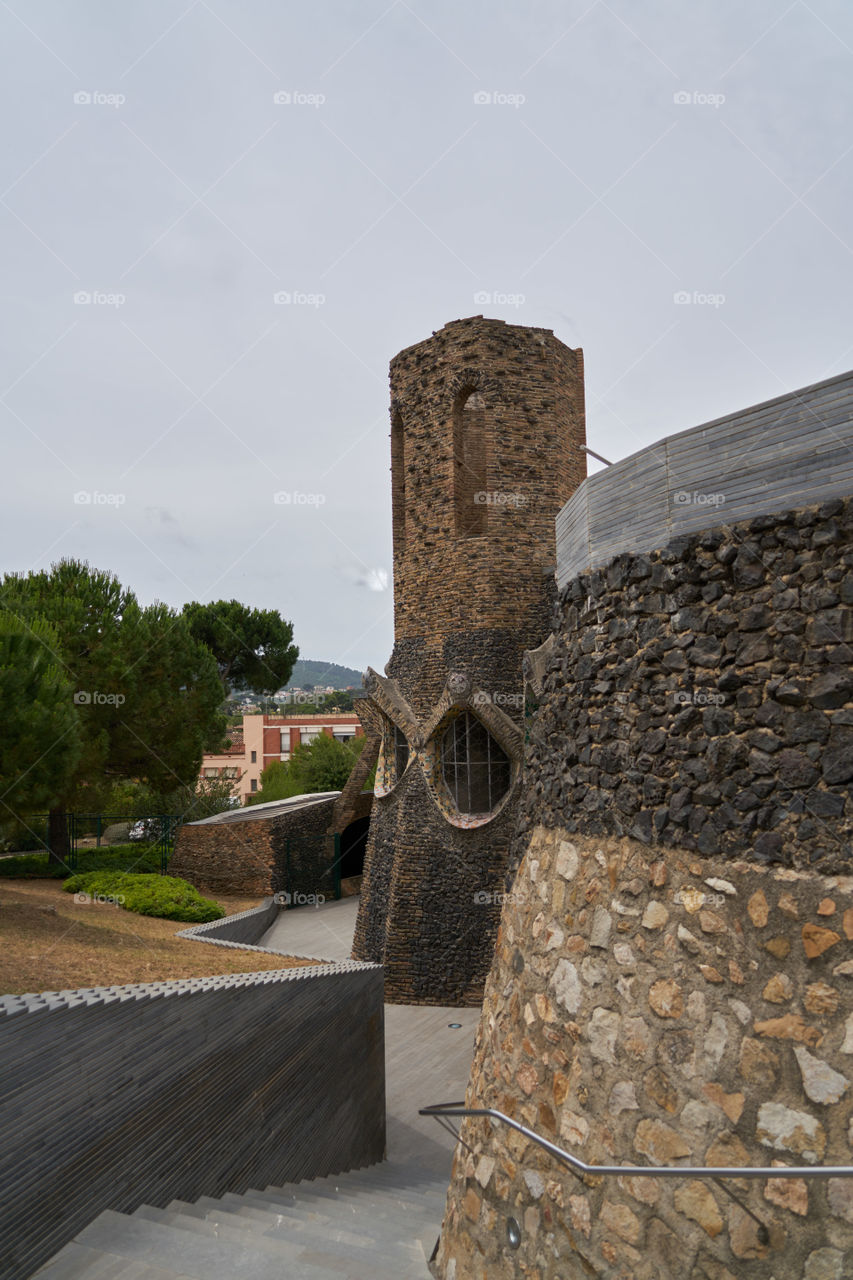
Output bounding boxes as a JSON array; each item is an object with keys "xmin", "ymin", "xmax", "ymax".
[
  {"xmin": 377, "ymin": 716, "xmax": 410, "ymax": 794},
  {"xmin": 453, "ymin": 390, "xmax": 488, "ymax": 537},
  {"xmin": 393, "ymin": 724, "xmax": 409, "ymax": 778},
  {"xmin": 391, "ymin": 409, "xmax": 406, "ymax": 551},
  {"xmin": 442, "ymin": 711, "xmax": 510, "ymax": 815}
]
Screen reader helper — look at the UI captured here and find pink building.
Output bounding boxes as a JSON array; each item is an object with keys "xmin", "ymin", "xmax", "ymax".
[{"xmin": 200, "ymin": 713, "xmax": 363, "ymax": 805}]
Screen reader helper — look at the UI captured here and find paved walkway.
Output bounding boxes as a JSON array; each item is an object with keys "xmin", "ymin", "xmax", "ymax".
[
  {"xmin": 259, "ymin": 898, "xmax": 480, "ymax": 1178},
  {"xmin": 260, "ymin": 895, "xmax": 361, "ymax": 961}
]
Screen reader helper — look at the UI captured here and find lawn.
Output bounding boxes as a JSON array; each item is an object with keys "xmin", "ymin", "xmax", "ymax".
[{"xmin": 0, "ymin": 879, "xmax": 321, "ymax": 996}]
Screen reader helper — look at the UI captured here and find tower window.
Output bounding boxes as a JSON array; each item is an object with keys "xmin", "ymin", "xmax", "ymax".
[
  {"xmin": 453, "ymin": 390, "xmax": 488, "ymax": 537},
  {"xmin": 376, "ymin": 718, "xmax": 410, "ymax": 794},
  {"xmin": 441, "ymin": 711, "xmax": 510, "ymax": 814},
  {"xmin": 394, "ymin": 725, "xmax": 409, "ymax": 778},
  {"xmin": 391, "ymin": 409, "xmax": 406, "ymax": 551}
]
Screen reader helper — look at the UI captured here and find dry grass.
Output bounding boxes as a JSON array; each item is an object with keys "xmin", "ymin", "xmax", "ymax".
[{"xmin": 0, "ymin": 880, "xmax": 322, "ymax": 996}]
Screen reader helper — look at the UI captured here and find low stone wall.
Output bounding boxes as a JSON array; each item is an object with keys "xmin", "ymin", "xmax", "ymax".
[
  {"xmin": 435, "ymin": 828, "xmax": 853, "ymax": 1280},
  {"xmin": 0, "ymin": 961, "xmax": 384, "ymax": 1280},
  {"xmin": 171, "ymin": 793, "xmax": 375, "ymax": 899},
  {"xmin": 170, "ymin": 795, "xmax": 340, "ymax": 895},
  {"xmin": 517, "ymin": 497, "xmax": 852, "ymax": 876}
]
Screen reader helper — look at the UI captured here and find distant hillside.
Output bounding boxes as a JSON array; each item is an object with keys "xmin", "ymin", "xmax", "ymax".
[{"xmin": 286, "ymin": 660, "xmax": 364, "ymax": 690}]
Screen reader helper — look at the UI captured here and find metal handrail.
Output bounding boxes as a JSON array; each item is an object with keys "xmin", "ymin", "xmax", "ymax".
[{"xmin": 419, "ymin": 1101, "xmax": 853, "ymax": 1181}]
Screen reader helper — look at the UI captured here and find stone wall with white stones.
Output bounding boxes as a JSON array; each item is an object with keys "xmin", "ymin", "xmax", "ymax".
[
  {"xmin": 433, "ymin": 493, "xmax": 853, "ymax": 1278},
  {"xmin": 434, "ymin": 828, "xmax": 853, "ymax": 1279}
]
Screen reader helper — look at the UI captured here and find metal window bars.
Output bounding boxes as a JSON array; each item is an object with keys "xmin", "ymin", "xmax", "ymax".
[{"xmin": 441, "ymin": 712, "xmax": 511, "ymax": 814}]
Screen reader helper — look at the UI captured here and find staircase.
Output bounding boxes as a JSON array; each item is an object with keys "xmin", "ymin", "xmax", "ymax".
[{"xmin": 33, "ymin": 1160, "xmax": 445, "ymax": 1279}]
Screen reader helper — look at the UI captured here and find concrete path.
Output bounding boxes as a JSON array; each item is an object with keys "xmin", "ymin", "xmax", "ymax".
[
  {"xmin": 259, "ymin": 897, "xmax": 480, "ymax": 1176},
  {"xmin": 259, "ymin": 895, "xmax": 361, "ymax": 962},
  {"xmin": 384, "ymin": 1003, "xmax": 479, "ymax": 1177}
]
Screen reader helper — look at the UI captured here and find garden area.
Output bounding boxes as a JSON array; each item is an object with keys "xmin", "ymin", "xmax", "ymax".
[
  {"xmin": 0, "ymin": 879, "xmax": 315, "ymax": 995},
  {"xmin": 0, "ymin": 844, "xmax": 317, "ymax": 996}
]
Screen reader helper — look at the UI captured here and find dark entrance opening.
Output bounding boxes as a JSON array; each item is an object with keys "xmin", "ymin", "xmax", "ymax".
[{"xmin": 339, "ymin": 815, "xmax": 370, "ymax": 879}]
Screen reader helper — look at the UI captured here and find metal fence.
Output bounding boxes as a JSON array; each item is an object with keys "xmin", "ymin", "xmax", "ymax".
[{"xmin": 4, "ymin": 813, "xmax": 180, "ymax": 874}]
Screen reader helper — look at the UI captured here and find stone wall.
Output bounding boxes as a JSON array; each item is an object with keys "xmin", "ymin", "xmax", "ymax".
[
  {"xmin": 434, "ymin": 828, "xmax": 853, "ymax": 1280},
  {"xmin": 170, "ymin": 791, "xmax": 373, "ymax": 898},
  {"xmin": 353, "ymin": 316, "xmax": 588, "ymax": 1003},
  {"xmin": 434, "ymin": 494, "xmax": 853, "ymax": 1276},
  {"xmin": 515, "ymin": 497, "xmax": 853, "ymax": 877},
  {"xmin": 171, "ymin": 808, "xmax": 279, "ymax": 895}
]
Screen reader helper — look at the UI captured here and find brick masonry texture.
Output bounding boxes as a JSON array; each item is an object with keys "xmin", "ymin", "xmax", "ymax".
[
  {"xmin": 435, "ymin": 829, "xmax": 853, "ymax": 1280},
  {"xmin": 512, "ymin": 497, "xmax": 853, "ymax": 877},
  {"xmin": 353, "ymin": 316, "xmax": 587, "ymax": 1004},
  {"xmin": 170, "ymin": 790, "xmax": 373, "ymax": 899},
  {"xmin": 0, "ymin": 960, "xmax": 384, "ymax": 1280}
]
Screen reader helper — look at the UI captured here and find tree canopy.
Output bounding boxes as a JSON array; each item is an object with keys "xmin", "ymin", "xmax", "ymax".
[
  {"xmin": 0, "ymin": 561, "xmax": 225, "ymax": 857},
  {"xmin": 0, "ymin": 610, "xmax": 82, "ymax": 820},
  {"xmin": 182, "ymin": 600, "xmax": 298, "ymax": 696},
  {"xmin": 248, "ymin": 733, "xmax": 368, "ymax": 805}
]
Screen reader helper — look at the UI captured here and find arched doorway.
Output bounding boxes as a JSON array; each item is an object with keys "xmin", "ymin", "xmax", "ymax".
[{"xmin": 339, "ymin": 814, "xmax": 371, "ymax": 880}]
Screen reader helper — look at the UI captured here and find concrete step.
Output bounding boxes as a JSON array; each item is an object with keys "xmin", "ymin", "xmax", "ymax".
[
  {"xmin": 261, "ymin": 1177, "xmax": 445, "ymax": 1216},
  {"xmin": 35, "ymin": 1167, "xmax": 441, "ymax": 1279},
  {"xmin": 227, "ymin": 1189, "xmax": 434, "ymax": 1256},
  {"xmin": 130, "ymin": 1204, "xmax": 426, "ymax": 1280},
  {"xmin": 137, "ymin": 1201, "xmax": 394, "ymax": 1257},
  {"xmin": 32, "ymin": 1241, "xmax": 188, "ymax": 1279},
  {"xmin": 293, "ymin": 1173, "xmax": 446, "ymax": 1204},
  {"xmin": 239, "ymin": 1185, "xmax": 438, "ymax": 1239},
  {"xmin": 74, "ymin": 1210, "xmax": 315, "ymax": 1279},
  {"xmin": 296, "ymin": 1162, "xmax": 446, "ymax": 1193}
]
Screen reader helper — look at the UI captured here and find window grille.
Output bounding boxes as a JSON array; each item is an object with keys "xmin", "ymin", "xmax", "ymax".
[
  {"xmin": 442, "ymin": 711, "xmax": 510, "ymax": 814},
  {"xmin": 394, "ymin": 725, "xmax": 409, "ymax": 778}
]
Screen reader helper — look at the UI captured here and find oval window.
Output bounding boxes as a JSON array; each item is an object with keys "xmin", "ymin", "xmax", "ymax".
[{"xmin": 441, "ymin": 711, "xmax": 510, "ymax": 815}]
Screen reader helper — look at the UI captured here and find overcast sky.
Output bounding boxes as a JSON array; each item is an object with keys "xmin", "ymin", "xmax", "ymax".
[{"xmin": 2, "ymin": 1, "xmax": 851, "ymax": 675}]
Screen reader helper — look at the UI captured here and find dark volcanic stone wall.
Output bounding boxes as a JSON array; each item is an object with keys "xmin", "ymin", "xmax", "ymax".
[
  {"xmin": 513, "ymin": 497, "xmax": 853, "ymax": 877},
  {"xmin": 360, "ymin": 767, "xmax": 516, "ymax": 1005},
  {"xmin": 171, "ymin": 795, "xmax": 371, "ymax": 900},
  {"xmin": 353, "ymin": 316, "xmax": 588, "ymax": 1004}
]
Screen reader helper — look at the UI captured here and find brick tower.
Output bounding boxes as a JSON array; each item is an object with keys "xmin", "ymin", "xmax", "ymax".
[{"xmin": 351, "ymin": 316, "xmax": 587, "ymax": 1004}]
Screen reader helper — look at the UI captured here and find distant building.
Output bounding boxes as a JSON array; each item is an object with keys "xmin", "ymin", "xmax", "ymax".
[{"xmin": 199, "ymin": 712, "xmax": 364, "ymax": 804}]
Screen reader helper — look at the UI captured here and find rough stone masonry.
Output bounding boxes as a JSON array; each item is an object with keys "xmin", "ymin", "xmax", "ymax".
[
  {"xmin": 351, "ymin": 316, "xmax": 587, "ymax": 1004},
  {"xmin": 434, "ymin": 497, "xmax": 853, "ymax": 1278}
]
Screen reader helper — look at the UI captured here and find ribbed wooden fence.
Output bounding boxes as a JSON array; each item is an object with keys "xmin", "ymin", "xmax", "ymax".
[{"xmin": 557, "ymin": 368, "xmax": 853, "ymax": 588}]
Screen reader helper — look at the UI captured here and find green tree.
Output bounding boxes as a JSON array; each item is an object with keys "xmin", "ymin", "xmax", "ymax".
[
  {"xmin": 324, "ymin": 689, "xmax": 354, "ymax": 712},
  {"xmin": 0, "ymin": 611, "xmax": 82, "ymax": 837},
  {"xmin": 1, "ymin": 561, "xmax": 224, "ymax": 863},
  {"xmin": 163, "ymin": 773, "xmax": 241, "ymax": 823},
  {"xmin": 182, "ymin": 600, "xmax": 298, "ymax": 696},
  {"xmin": 249, "ymin": 733, "xmax": 367, "ymax": 804}
]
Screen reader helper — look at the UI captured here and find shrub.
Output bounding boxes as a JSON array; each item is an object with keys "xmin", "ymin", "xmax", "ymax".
[
  {"xmin": 0, "ymin": 816, "xmax": 49, "ymax": 853},
  {"xmin": 63, "ymin": 871, "xmax": 224, "ymax": 923}
]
